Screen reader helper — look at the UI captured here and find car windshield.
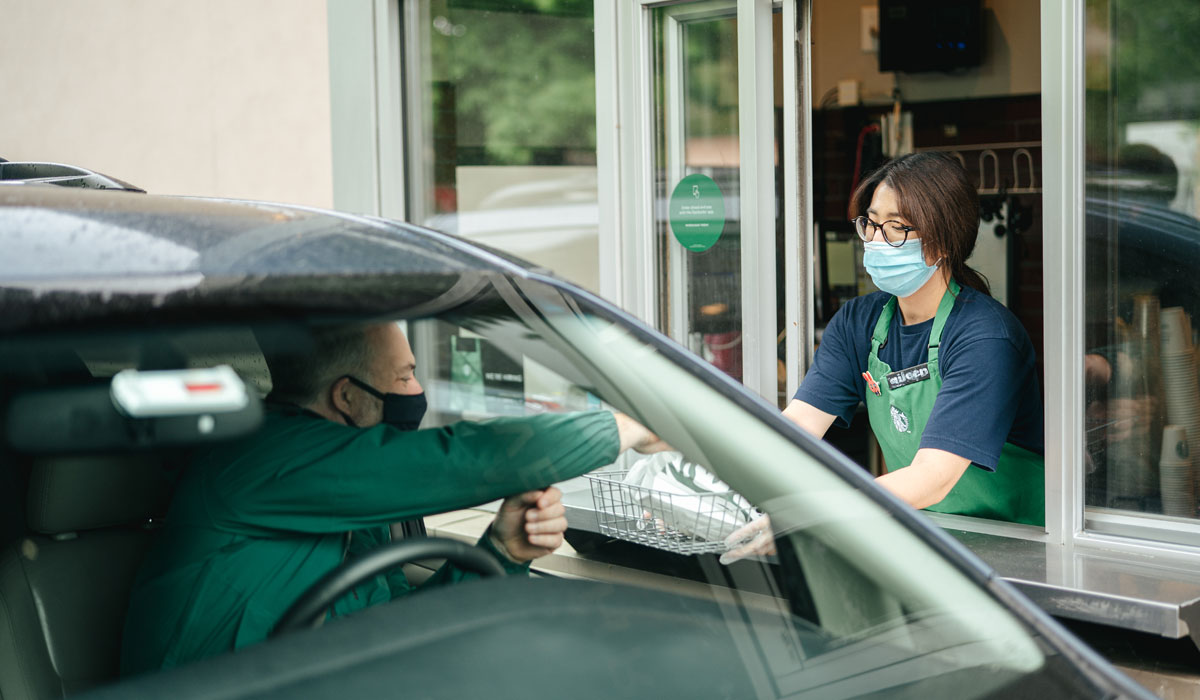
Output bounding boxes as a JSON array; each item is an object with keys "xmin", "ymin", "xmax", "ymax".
[{"xmin": 1, "ymin": 269, "xmax": 1102, "ymax": 698}]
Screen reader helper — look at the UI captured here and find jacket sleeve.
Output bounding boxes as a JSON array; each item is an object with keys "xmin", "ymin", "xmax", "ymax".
[
  {"xmin": 411, "ymin": 529, "xmax": 531, "ymax": 596},
  {"xmin": 201, "ymin": 410, "xmax": 620, "ymax": 535}
]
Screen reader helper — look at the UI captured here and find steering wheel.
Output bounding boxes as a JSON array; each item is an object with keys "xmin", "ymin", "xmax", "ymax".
[{"xmin": 271, "ymin": 536, "xmax": 507, "ymax": 638}]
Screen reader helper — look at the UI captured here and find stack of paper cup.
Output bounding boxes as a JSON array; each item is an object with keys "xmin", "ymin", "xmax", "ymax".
[
  {"xmin": 1132, "ymin": 295, "xmax": 1165, "ymax": 498},
  {"xmin": 1160, "ymin": 425, "xmax": 1195, "ymax": 517},
  {"xmin": 1160, "ymin": 307, "xmax": 1200, "ymax": 517},
  {"xmin": 1106, "ymin": 339, "xmax": 1153, "ymax": 509}
]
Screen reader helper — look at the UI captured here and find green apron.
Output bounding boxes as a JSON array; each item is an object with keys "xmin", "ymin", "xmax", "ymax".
[{"xmin": 863, "ymin": 280, "xmax": 1045, "ymax": 526}]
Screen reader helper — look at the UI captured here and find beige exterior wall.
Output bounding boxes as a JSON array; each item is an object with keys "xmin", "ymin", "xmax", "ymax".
[{"xmin": 0, "ymin": 0, "xmax": 333, "ymax": 207}]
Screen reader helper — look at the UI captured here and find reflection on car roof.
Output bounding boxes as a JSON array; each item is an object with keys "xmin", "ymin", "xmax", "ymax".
[
  {"xmin": 0, "ymin": 185, "xmax": 493, "ymax": 279},
  {"xmin": 0, "ymin": 185, "xmax": 551, "ymax": 332}
]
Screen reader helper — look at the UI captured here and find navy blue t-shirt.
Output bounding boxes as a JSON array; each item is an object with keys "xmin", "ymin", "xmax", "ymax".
[{"xmin": 794, "ymin": 287, "xmax": 1043, "ymax": 470}]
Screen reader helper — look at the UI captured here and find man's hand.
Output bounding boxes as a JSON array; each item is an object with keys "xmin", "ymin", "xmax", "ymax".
[
  {"xmin": 614, "ymin": 412, "xmax": 672, "ymax": 454},
  {"xmin": 489, "ymin": 487, "xmax": 568, "ymax": 563}
]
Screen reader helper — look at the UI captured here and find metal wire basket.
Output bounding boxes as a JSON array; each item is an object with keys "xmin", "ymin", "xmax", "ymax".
[{"xmin": 585, "ymin": 468, "xmax": 751, "ymax": 555}]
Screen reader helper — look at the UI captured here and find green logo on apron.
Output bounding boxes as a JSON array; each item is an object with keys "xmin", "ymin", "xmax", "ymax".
[{"xmin": 890, "ymin": 405, "xmax": 910, "ymax": 433}]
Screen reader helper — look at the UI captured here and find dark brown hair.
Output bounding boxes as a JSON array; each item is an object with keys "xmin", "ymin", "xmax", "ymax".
[{"xmin": 850, "ymin": 152, "xmax": 991, "ymax": 296}]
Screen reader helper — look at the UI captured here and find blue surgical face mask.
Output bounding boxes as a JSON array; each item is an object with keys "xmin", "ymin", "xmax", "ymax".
[{"xmin": 863, "ymin": 239, "xmax": 940, "ymax": 298}]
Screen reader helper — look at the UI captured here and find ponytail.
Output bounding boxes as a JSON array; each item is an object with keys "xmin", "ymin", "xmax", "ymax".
[{"xmin": 952, "ymin": 262, "xmax": 991, "ymax": 297}]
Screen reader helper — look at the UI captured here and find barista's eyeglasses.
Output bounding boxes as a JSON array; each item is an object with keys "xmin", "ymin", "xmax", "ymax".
[{"xmin": 852, "ymin": 216, "xmax": 919, "ymax": 247}]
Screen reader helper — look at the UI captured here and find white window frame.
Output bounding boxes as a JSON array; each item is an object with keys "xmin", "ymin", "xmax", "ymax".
[
  {"xmin": 915, "ymin": 0, "xmax": 1085, "ymax": 547},
  {"xmin": 327, "ymin": 0, "xmax": 406, "ymax": 220},
  {"xmin": 597, "ymin": 0, "xmax": 810, "ymax": 405},
  {"xmin": 1042, "ymin": 0, "xmax": 1200, "ymax": 563},
  {"xmin": 1041, "ymin": 0, "xmax": 1085, "ymax": 552},
  {"xmin": 782, "ymin": 0, "xmax": 814, "ymax": 399}
]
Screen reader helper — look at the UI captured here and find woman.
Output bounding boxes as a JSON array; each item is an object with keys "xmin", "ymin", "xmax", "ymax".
[
  {"xmin": 802, "ymin": 151, "xmax": 1043, "ymax": 520},
  {"xmin": 724, "ymin": 152, "xmax": 1044, "ymax": 563}
]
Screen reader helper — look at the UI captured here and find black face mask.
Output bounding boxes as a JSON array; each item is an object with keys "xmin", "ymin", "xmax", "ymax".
[{"xmin": 340, "ymin": 375, "xmax": 427, "ymax": 431}]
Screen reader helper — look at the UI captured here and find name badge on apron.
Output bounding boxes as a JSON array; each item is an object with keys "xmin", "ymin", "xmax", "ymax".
[{"xmin": 885, "ymin": 363, "xmax": 931, "ymax": 390}]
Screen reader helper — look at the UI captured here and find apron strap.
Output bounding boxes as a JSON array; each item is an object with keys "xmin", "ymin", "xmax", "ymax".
[
  {"xmin": 870, "ymin": 297, "xmax": 898, "ymax": 352},
  {"xmin": 927, "ymin": 279, "xmax": 962, "ymax": 367},
  {"xmin": 870, "ymin": 279, "xmax": 960, "ymax": 356}
]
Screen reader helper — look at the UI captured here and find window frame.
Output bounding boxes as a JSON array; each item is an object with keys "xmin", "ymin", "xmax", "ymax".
[
  {"xmin": 328, "ymin": 0, "xmax": 407, "ymax": 220},
  {"xmin": 599, "ymin": 0, "xmax": 804, "ymax": 406},
  {"xmin": 328, "ymin": 0, "xmax": 1200, "ymax": 559},
  {"xmin": 1043, "ymin": 0, "xmax": 1200, "ymax": 561},
  {"xmin": 1041, "ymin": 0, "xmax": 1086, "ymax": 550}
]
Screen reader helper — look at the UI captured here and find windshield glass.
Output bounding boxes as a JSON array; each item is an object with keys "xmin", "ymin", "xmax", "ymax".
[
  {"xmin": 410, "ymin": 283, "xmax": 1056, "ymax": 696},
  {"xmin": 1, "ymin": 273, "xmax": 1093, "ymax": 697}
]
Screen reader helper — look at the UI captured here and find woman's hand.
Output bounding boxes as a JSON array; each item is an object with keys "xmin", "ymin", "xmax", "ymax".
[{"xmin": 719, "ymin": 515, "xmax": 776, "ymax": 565}]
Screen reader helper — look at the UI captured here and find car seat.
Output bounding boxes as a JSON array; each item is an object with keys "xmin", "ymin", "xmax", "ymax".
[{"xmin": 0, "ymin": 455, "xmax": 173, "ymax": 699}]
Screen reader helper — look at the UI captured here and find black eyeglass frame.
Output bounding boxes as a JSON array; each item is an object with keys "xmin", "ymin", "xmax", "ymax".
[{"xmin": 852, "ymin": 216, "xmax": 919, "ymax": 247}]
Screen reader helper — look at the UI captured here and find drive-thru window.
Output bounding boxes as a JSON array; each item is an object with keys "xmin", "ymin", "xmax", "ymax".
[{"xmin": 328, "ymin": 1, "xmax": 1200, "ymax": 689}]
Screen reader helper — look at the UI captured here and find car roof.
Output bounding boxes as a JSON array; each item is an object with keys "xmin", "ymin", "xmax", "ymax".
[
  {"xmin": 0, "ymin": 185, "xmax": 547, "ymax": 332},
  {"xmin": 0, "ymin": 184, "xmax": 508, "ymax": 278}
]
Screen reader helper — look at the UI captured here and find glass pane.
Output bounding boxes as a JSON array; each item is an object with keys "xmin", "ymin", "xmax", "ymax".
[
  {"xmin": 226, "ymin": 276, "xmax": 1077, "ymax": 692},
  {"xmin": 652, "ymin": 7, "xmax": 744, "ymax": 382},
  {"xmin": 1084, "ymin": 0, "xmax": 1200, "ymax": 523},
  {"xmin": 415, "ymin": 319, "xmax": 599, "ymax": 427},
  {"xmin": 412, "ymin": 1, "xmax": 599, "ymax": 292},
  {"xmin": 533, "ymin": 307, "xmax": 1063, "ymax": 696}
]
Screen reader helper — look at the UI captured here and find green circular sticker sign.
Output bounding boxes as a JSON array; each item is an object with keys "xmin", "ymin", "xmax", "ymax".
[{"xmin": 669, "ymin": 174, "xmax": 725, "ymax": 252}]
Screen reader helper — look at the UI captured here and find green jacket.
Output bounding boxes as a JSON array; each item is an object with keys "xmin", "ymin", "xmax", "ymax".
[{"xmin": 121, "ymin": 409, "xmax": 619, "ymax": 675}]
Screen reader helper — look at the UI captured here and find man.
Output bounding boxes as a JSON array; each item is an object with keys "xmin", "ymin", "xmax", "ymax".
[{"xmin": 122, "ymin": 322, "xmax": 664, "ymax": 675}]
